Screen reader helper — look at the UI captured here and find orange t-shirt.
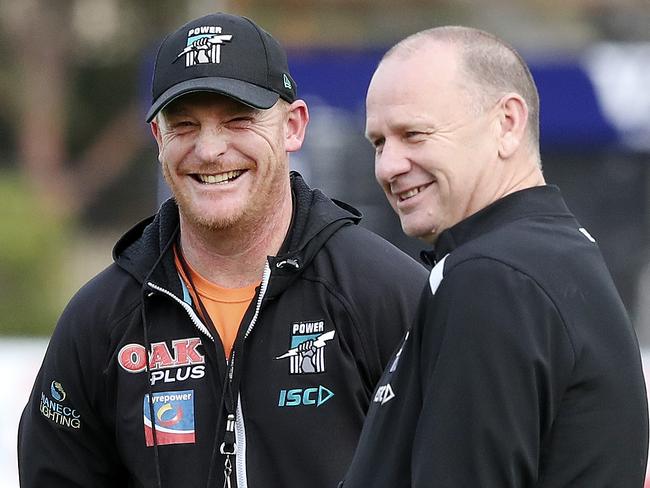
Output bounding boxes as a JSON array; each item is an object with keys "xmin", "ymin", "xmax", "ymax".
[{"xmin": 174, "ymin": 251, "xmax": 258, "ymax": 358}]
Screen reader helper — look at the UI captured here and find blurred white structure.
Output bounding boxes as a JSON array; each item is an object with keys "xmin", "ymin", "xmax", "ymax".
[
  {"xmin": 1, "ymin": 339, "xmax": 47, "ymax": 488},
  {"xmin": 2, "ymin": 338, "xmax": 648, "ymax": 487}
]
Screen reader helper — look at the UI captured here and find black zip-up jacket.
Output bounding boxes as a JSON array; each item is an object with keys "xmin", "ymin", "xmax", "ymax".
[
  {"xmin": 18, "ymin": 173, "xmax": 428, "ymax": 488},
  {"xmin": 342, "ymin": 186, "xmax": 649, "ymax": 488}
]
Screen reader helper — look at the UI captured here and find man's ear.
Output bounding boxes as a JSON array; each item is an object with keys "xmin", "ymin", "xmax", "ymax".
[
  {"xmin": 150, "ymin": 117, "xmax": 164, "ymax": 161},
  {"xmin": 150, "ymin": 118, "xmax": 162, "ymax": 142},
  {"xmin": 284, "ymin": 100, "xmax": 309, "ymax": 153},
  {"xmin": 497, "ymin": 93, "xmax": 528, "ymax": 159}
]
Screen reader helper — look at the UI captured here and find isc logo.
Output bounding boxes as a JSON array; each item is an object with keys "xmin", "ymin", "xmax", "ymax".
[
  {"xmin": 278, "ymin": 385, "xmax": 334, "ymax": 408},
  {"xmin": 373, "ymin": 383, "xmax": 395, "ymax": 405}
]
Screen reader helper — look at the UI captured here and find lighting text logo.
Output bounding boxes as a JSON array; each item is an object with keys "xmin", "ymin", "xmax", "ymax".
[{"xmin": 40, "ymin": 381, "xmax": 81, "ymax": 429}]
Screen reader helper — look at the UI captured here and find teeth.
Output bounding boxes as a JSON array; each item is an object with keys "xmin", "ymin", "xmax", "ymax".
[
  {"xmin": 399, "ymin": 185, "xmax": 427, "ymax": 201},
  {"xmin": 198, "ymin": 170, "xmax": 243, "ymax": 184},
  {"xmin": 401, "ymin": 188, "xmax": 420, "ymax": 200}
]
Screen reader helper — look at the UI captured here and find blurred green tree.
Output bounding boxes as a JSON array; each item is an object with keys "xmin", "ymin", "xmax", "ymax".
[
  {"xmin": 0, "ymin": 0, "xmax": 197, "ymax": 334},
  {"xmin": 0, "ymin": 172, "xmax": 68, "ymax": 335}
]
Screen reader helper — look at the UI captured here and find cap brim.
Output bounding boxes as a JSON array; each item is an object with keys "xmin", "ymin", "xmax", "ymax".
[{"xmin": 145, "ymin": 77, "xmax": 280, "ymax": 122}]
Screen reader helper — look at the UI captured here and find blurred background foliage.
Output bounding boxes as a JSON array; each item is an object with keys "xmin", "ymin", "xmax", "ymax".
[
  {"xmin": 0, "ymin": 173, "xmax": 67, "ymax": 334},
  {"xmin": 0, "ymin": 0, "xmax": 649, "ymax": 337}
]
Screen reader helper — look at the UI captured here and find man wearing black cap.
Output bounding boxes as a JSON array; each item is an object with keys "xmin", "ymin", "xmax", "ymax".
[{"xmin": 18, "ymin": 12, "xmax": 427, "ymax": 488}]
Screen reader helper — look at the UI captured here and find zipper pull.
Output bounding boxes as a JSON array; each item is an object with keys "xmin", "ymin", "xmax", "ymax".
[
  {"xmin": 220, "ymin": 413, "xmax": 236, "ymax": 488},
  {"xmin": 222, "ymin": 455, "xmax": 232, "ymax": 488}
]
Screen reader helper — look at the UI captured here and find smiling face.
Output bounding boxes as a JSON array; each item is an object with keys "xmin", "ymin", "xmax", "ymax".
[
  {"xmin": 366, "ymin": 42, "xmax": 504, "ymax": 243},
  {"xmin": 151, "ymin": 92, "xmax": 307, "ymax": 234}
]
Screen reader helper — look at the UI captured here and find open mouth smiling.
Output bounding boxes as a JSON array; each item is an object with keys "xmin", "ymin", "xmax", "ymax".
[
  {"xmin": 398, "ymin": 183, "xmax": 431, "ymax": 201},
  {"xmin": 193, "ymin": 170, "xmax": 245, "ymax": 184}
]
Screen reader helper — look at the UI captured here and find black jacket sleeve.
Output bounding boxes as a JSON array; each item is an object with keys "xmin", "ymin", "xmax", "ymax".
[
  {"xmin": 412, "ymin": 258, "xmax": 575, "ymax": 487},
  {"xmin": 18, "ymin": 283, "xmax": 132, "ymax": 487},
  {"xmin": 331, "ymin": 226, "xmax": 429, "ymax": 387}
]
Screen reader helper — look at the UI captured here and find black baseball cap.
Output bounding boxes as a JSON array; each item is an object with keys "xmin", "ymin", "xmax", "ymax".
[{"xmin": 145, "ymin": 12, "xmax": 297, "ymax": 122}]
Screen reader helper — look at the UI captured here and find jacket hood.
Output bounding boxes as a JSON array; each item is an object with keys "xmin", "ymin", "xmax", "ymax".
[
  {"xmin": 112, "ymin": 198, "xmax": 181, "ymax": 293},
  {"xmin": 112, "ymin": 172, "xmax": 361, "ymax": 295}
]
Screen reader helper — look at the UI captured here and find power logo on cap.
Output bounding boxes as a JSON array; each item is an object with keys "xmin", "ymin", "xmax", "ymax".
[
  {"xmin": 175, "ymin": 26, "xmax": 233, "ymax": 67},
  {"xmin": 143, "ymin": 390, "xmax": 196, "ymax": 446}
]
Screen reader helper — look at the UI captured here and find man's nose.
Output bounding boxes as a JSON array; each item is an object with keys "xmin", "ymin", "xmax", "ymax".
[
  {"xmin": 375, "ymin": 140, "xmax": 411, "ymax": 184},
  {"xmin": 194, "ymin": 126, "xmax": 227, "ymax": 162}
]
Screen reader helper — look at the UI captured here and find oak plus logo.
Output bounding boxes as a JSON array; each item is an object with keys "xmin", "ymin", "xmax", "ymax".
[
  {"xmin": 176, "ymin": 25, "xmax": 233, "ymax": 67},
  {"xmin": 119, "ymin": 337, "xmax": 205, "ymax": 385}
]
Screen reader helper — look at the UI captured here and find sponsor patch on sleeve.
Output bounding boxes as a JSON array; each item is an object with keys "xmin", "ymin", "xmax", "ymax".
[
  {"xmin": 143, "ymin": 389, "xmax": 196, "ymax": 446},
  {"xmin": 39, "ymin": 380, "xmax": 81, "ymax": 429}
]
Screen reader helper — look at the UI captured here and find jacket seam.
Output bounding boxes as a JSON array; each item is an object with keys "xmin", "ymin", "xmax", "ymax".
[
  {"xmin": 101, "ymin": 298, "xmax": 144, "ymax": 377},
  {"xmin": 297, "ymin": 274, "xmax": 373, "ymax": 373}
]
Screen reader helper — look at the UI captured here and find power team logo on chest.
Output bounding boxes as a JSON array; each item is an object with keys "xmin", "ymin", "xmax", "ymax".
[
  {"xmin": 275, "ymin": 320, "xmax": 335, "ymax": 374},
  {"xmin": 118, "ymin": 337, "xmax": 205, "ymax": 385}
]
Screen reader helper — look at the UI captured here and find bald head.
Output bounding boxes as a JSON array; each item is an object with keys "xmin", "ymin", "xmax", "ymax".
[
  {"xmin": 366, "ymin": 26, "xmax": 545, "ymax": 242},
  {"xmin": 383, "ymin": 26, "xmax": 540, "ymax": 157}
]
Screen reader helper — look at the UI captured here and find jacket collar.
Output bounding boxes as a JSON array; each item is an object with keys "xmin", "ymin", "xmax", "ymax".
[
  {"xmin": 113, "ymin": 198, "xmax": 181, "ymax": 293},
  {"xmin": 427, "ymin": 185, "xmax": 571, "ymax": 264},
  {"xmin": 112, "ymin": 172, "xmax": 361, "ymax": 295},
  {"xmin": 265, "ymin": 172, "xmax": 362, "ymax": 298}
]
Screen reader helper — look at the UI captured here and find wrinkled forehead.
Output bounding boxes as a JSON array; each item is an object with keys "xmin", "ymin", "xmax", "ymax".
[{"xmin": 365, "ymin": 45, "xmax": 479, "ymax": 140}]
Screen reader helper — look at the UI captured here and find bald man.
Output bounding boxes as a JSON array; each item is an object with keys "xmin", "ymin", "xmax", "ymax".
[{"xmin": 341, "ymin": 26, "xmax": 648, "ymax": 488}]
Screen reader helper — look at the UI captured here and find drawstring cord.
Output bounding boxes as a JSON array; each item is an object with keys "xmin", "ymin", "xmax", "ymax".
[
  {"xmin": 142, "ymin": 298, "xmax": 163, "ymax": 488},
  {"xmin": 205, "ymin": 364, "xmax": 232, "ymax": 487},
  {"xmin": 141, "ymin": 226, "xmax": 179, "ymax": 488}
]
